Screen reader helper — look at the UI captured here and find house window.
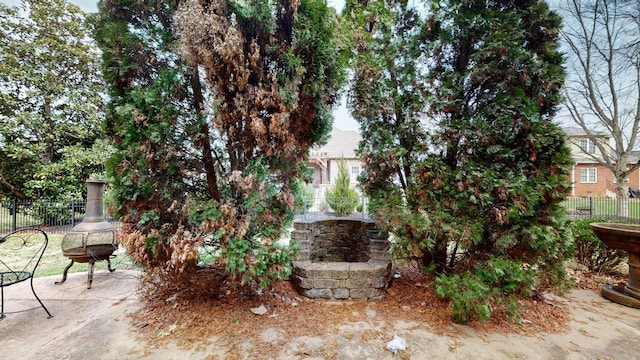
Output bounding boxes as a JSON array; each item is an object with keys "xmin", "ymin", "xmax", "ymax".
[
  {"xmin": 580, "ymin": 168, "xmax": 597, "ymax": 183},
  {"xmin": 351, "ymin": 166, "xmax": 361, "ymax": 175},
  {"xmin": 580, "ymin": 138, "xmax": 596, "ymax": 154}
]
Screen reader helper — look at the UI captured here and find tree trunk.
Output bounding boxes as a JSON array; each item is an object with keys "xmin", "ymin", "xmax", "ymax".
[
  {"xmin": 422, "ymin": 241, "xmax": 448, "ymax": 274},
  {"xmin": 189, "ymin": 71, "xmax": 220, "ymax": 202},
  {"xmin": 616, "ymin": 175, "xmax": 630, "ymax": 218}
]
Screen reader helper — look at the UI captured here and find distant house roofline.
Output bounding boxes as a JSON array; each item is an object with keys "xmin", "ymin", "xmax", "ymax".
[
  {"xmin": 562, "ymin": 126, "xmax": 609, "ymax": 137},
  {"xmin": 309, "ymin": 127, "xmax": 362, "ymax": 159}
]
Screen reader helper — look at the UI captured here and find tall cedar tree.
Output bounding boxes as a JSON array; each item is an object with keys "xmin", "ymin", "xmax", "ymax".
[
  {"xmin": 348, "ymin": 0, "xmax": 574, "ymax": 322},
  {"xmin": 96, "ymin": 0, "xmax": 345, "ymax": 287},
  {"xmin": 345, "ymin": 0, "xmax": 432, "ymax": 266}
]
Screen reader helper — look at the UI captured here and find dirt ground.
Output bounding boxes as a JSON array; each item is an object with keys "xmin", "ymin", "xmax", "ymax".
[{"xmin": 1, "ymin": 268, "xmax": 639, "ymax": 360}]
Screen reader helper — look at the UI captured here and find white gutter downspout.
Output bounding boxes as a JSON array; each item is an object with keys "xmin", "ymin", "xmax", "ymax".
[{"xmin": 571, "ymin": 164, "xmax": 576, "ymax": 196}]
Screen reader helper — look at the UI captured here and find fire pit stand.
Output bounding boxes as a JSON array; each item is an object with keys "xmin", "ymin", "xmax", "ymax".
[{"xmin": 55, "ymin": 179, "xmax": 118, "ymax": 289}]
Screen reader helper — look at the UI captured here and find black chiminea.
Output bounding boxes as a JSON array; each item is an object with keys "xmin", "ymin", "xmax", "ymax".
[{"xmin": 55, "ymin": 178, "xmax": 118, "ymax": 289}]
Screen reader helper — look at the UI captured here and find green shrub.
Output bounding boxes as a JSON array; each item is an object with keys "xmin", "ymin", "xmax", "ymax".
[
  {"xmin": 568, "ymin": 218, "xmax": 627, "ymax": 273},
  {"xmin": 293, "ymin": 179, "xmax": 316, "ymax": 214},
  {"xmin": 325, "ymin": 158, "xmax": 359, "ymax": 216},
  {"xmin": 435, "ymin": 257, "xmax": 535, "ymax": 323}
]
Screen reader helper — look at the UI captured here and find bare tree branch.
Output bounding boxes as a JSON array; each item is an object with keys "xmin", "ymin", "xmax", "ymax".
[{"xmin": 560, "ymin": 0, "xmax": 640, "ymax": 216}]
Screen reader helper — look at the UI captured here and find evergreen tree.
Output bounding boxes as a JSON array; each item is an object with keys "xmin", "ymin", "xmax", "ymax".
[
  {"xmin": 344, "ymin": 0, "xmax": 432, "ymax": 267},
  {"xmin": 325, "ymin": 158, "xmax": 359, "ymax": 216},
  {"xmin": 349, "ymin": 0, "xmax": 573, "ymax": 322},
  {"xmin": 96, "ymin": 0, "xmax": 346, "ymax": 287},
  {"xmin": 94, "ymin": 0, "xmax": 211, "ymax": 277}
]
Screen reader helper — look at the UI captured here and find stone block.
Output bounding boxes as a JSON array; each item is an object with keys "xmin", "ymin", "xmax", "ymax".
[
  {"xmin": 291, "ymin": 275, "xmax": 314, "ymax": 289},
  {"xmin": 310, "ymin": 251, "xmax": 326, "ymax": 262},
  {"xmin": 292, "ymin": 261, "xmax": 311, "ymax": 277},
  {"xmin": 346, "ymin": 278, "xmax": 371, "ymax": 289},
  {"xmin": 349, "ymin": 262, "xmax": 373, "ymax": 279},
  {"xmin": 323, "ymin": 220, "xmax": 338, "ymax": 228},
  {"xmin": 332, "ymin": 288, "xmax": 350, "ymax": 299},
  {"xmin": 317, "ymin": 233, "xmax": 333, "ymax": 242},
  {"xmin": 368, "ymin": 238, "xmax": 390, "ymax": 251},
  {"xmin": 291, "ymin": 229, "xmax": 311, "ymax": 241},
  {"xmin": 330, "ymin": 262, "xmax": 350, "ymax": 279},
  {"xmin": 294, "ymin": 250, "xmax": 311, "ymax": 261},
  {"xmin": 293, "ymin": 222, "xmax": 314, "ymax": 231},
  {"xmin": 349, "ymin": 288, "xmax": 371, "ymax": 299},
  {"xmin": 371, "ymin": 276, "xmax": 390, "ymax": 289},
  {"xmin": 314, "ymin": 278, "xmax": 340, "ymax": 288},
  {"xmin": 368, "ymin": 288, "xmax": 387, "ymax": 300},
  {"xmin": 368, "ymin": 260, "xmax": 392, "ymax": 277},
  {"xmin": 306, "ymin": 288, "xmax": 333, "ymax": 299},
  {"xmin": 368, "ymin": 250, "xmax": 389, "ymax": 261},
  {"xmin": 307, "ymin": 264, "xmax": 332, "ymax": 279}
]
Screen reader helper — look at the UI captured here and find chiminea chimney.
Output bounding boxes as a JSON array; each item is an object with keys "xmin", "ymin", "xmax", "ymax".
[{"xmin": 56, "ymin": 178, "xmax": 118, "ymax": 289}]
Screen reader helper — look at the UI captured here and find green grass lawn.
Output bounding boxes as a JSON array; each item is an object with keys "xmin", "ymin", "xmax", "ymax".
[
  {"xmin": 563, "ymin": 197, "xmax": 640, "ymax": 218},
  {"xmin": 1, "ymin": 232, "xmax": 139, "ymax": 279}
]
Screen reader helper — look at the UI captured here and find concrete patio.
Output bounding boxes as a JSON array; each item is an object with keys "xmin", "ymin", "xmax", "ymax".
[{"xmin": 1, "ymin": 269, "xmax": 640, "ymax": 359}]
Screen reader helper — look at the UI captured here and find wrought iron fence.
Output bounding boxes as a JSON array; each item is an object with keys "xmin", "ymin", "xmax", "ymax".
[
  {"xmin": 295, "ymin": 194, "xmax": 640, "ymax": 222},
  {"xmin": 294, "ymin": 192, "xmax": 371, "ymax": 220},
  {"xmin": 563, "ymin": 196, "xmax": 640, "ymax": 223},
  {"xmin": 0, "ymin": 198, "xmax": 120, "ymax": 235},
  {"xmin": 3, "ymin": 195, "xmax": 638, "ymax": 234}
]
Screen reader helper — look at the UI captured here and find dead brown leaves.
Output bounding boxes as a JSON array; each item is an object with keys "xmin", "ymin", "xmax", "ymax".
[{"xmin": 126, "ymin": 264, "xmax": 583, "ymax": 358}]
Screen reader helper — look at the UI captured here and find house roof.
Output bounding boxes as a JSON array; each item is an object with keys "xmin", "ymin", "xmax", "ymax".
[
  {"xmin": 309, "ymin": 128, "xmax": 361, "ymax": 159},
  {"xmin": 562, "ymin": 126, "xmax": 609, "ymax": 137},
  {"xmin": 627, "ymin": 151, "xmax": 640, "ymax": 164}
]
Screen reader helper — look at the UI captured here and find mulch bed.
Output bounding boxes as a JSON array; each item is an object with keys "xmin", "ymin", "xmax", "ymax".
[{"xmin": 127, "ymin": 264, "xmax": 625, "ymax": 359}]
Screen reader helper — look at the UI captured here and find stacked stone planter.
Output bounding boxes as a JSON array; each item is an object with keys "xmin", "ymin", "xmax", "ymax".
[{"xmin": 291, "ymin": 218, "xmax": 392, "ymax": 300}]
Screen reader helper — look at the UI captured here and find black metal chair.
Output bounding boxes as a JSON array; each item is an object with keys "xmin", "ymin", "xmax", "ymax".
[{"xmin": 0, "ymin": 228, "xmax": 53, "ymax": 320}]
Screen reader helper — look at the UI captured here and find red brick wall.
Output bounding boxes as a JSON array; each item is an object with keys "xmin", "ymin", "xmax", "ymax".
[{"xmin": 570, "ymin": 163, "xmax": 640, "ymax": 197}]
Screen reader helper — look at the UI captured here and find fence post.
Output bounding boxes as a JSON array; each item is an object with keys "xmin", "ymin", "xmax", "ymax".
[
  {"xmin": 11, "ymin": 198, "xmax": 17, "ymax": 232},
  {"xmin": 303, "ymin": 197, "xmax": 307, "ymax": 220},
  {"xmin": 589, "ymin": 197, "xmax": 593, "ymax": 217},
  {"xmin": 71, "ymin": 199, "xmax": 76, "ymax": 228}
]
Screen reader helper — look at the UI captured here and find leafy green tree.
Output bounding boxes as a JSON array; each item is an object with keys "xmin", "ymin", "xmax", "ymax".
[
  {"xmin": 348, "ymin": 0, "xmax": 574, "ymax": 322},
  {"xmin": 0, "ymin": 0, "xmax": 109, "ymax": 201},
  {"xmin": 325, "ymin": 158, "xmax": 359, "ymax": 216},
  {"xmin": 97, "ymin": 0, "xmax": 346, "ymax": 287}
]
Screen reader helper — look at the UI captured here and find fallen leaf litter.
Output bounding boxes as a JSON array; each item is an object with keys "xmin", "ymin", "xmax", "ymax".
[{"xmin": 127, "ymin": 264, "xmax": 624, "ymax": 358}]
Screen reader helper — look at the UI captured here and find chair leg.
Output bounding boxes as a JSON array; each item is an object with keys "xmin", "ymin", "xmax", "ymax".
[
  {"xmin": 1, "ymin": 286, "xmax": 5, "ymax": 320},
  {"xmin": 30, "ymin": 277, "xmax": 53, "ymax": 318}
]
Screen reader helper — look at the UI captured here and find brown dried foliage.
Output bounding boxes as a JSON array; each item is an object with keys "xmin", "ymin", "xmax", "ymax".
[
  {"xmin": 175, "ymin": 0, "xmax": 314, "ymax": 174},
  {"xmin": 128, "ymin": 265, "xmax": 571, "ymax": 358}
]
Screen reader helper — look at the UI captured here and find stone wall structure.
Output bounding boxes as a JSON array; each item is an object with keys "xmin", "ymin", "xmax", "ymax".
[{"xmin": 291, "ymin": 218, "xmax": 391, "ymax": 300}]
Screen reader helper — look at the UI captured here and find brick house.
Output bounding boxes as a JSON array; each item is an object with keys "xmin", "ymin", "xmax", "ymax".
[
  {"xmin": 309, "ymin": 126, "xmax": 640, "ymax": 198},
  {"xmin": 564, "ymin": 126, "xmax": 640, "ymax": 197}
]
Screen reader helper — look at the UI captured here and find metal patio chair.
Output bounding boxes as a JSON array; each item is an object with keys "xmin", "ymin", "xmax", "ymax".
[{"xmin": 0, "ymin": 228, "xmax": 53, "ymax": 320}]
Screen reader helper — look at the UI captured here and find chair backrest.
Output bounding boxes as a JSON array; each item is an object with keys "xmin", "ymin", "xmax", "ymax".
[{"xmin": 0, "ymin": 229, "xmax": 48, "ymax": 281}]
